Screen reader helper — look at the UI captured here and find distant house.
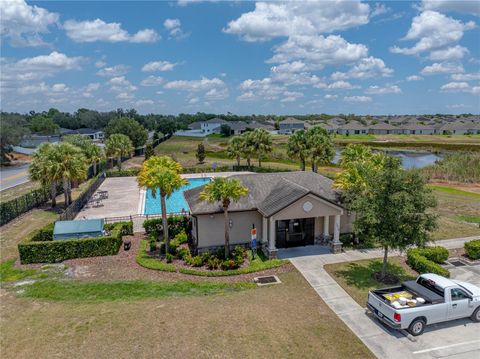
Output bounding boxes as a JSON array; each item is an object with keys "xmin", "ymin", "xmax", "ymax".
[
  {"xmin": 337, "ymin": 122, "xmax": 368, "ymax": 135},
  {"xmin": 279, "ymin": 117, "xmax": 305, "ymax": 134},
  {"xmin": 401, "ymin": 123, "xmax": 435, "ymax": 135},
  {"xmin": 368, "ymin": 122, "xmax": 401, "ymax": 135},
  {"xmin": 319, "ymin": 123, "xmax": 339, "ymax": 134},
  {"xmin": 200, "ymin": 118, "xmax": 228, "ymax": 134},
  {"xmin": 437, "ymin": 122, "xmax": 470, "ymax": 135},
  {"xmin": 63, "ymin": 128, "xmax": 104, "ymax": 140},
  {"xmin": 19, "ymin": 134, "xmax": 60, "ymax": 148}
]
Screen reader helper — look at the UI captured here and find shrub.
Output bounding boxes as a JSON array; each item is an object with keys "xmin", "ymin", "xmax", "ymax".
[
  {"xmin": 339, "ymin": 233, "xmax": 354, "ymax": 247},
  {"xmin": 407, "ymin": 247, "xmax": 450, "ymax": 278},
  {"xmin": 143, "ymin": 219, "xmax": 163, "ymax": 235},
  {"xmin": 30, "ymin": 223, "xmax": 55, "ymax": 242},
  {"xmin": 207, "ymin": 257, "xmax": 222, "ymax": 270},
  {"xmin": 169, "ymin": 239, "xmax": 179, "ymax": 255},
  {"xmin": 173, "ymin": 230, "xmax": 188, "ymax": 245},
  {"xmin": 104, "ymin": 221, "xmax": 133, "ymax": 236},
  {"xmin": 166, "ymin": 253, "xmax": 174, "ymax": 263},
  {"xmin": 464, "ymin": 240, "xmax": 480, "ymax": 260},
  {"xmin": 185, "ymin": 255, "xmax": 203, "ymax": 267},
  {"xmin": 221, "ymin": 259, "xmax": 239, "ymax": 271},
  {"xmin": 106, "ymin": 169, "xmax": 140, "ymax": 177},
  {"xmin": 233, "ymin": 245, "xmax": 246, "ymax": 258},
  {"xmin": 149, "ymin": 238, "xmax": 157, "ymax": 252},
  {"xmin": 168, "ymin": 216, "xmax": 189, "ymax": 237},
  {"xmin": 18, "ymin": 222, "xmax": 125, "ymax": 264},
  {"xmin": 177, "ymin": 246, "xmax": 190, "ymax": 260}
]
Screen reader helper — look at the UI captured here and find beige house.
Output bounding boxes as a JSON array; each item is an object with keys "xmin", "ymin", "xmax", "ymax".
[{"xmin": 184, "ymin": 172, "xmax": 354, "ymax": 258}]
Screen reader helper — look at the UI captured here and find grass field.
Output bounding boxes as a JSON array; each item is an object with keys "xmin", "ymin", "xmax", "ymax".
[
  {"xmin": 0, "ymin": 181, "xmax": 41, "ymax": 202},
  {"xmin": 324, "ymin": 258, "xmax": 417, "ymax": 306},
  {"xmin": 0, "ymin": 270, "xmax": 374, "ymax": 359}
]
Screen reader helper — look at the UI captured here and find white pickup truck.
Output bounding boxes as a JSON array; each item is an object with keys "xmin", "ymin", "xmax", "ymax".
[{"xmin": 367, "ymin": 273, "xmax": 480, "ymax": 336}]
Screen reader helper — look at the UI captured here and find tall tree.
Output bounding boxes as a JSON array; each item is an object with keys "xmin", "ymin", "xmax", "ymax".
[
  {"xmin": 251, "ymin": 128, "xmax": 272, "ymax": 167},
  {"xmin": 240, "ymin": 131, "xmax": 255, "ymax": 168},
  {"xmin": 105, "ymin": 134, "xmax": 134, "ymax": 170},
  {"xmin": 287, "ymin": 130, "xmax": 309, "ymax": 171},
  {"xmin": 226, "ymin": 136, "xmax": 244, "ymax": 167},
  {"xmin": 1, "ymin": 113, "xmax": 29, "ymax": 164},
  {"xmin": 105, "ymin": 117, "xmax": 148, "ymax": 147},
  {"xmin": 196, "ymin": 143, "xmax": 206, "ymax": 164},
  {"xmin": 137, "ymin": 156, "xmax": 186, "ymax": 254},
  {"xmin": 56, "ymin": 143, "xmax": 87, "ymax": 207},
  {"xmin": 341, "ymin": 155, "xmax": 437, "ymax": 280},
  {"xmin": 199, "ymin": 177, "xmax": 249, "ymax": 258},
  {"xmin": 29, "ymin": 115, "xmax": 59, "ymax": 134},
  {"xmin": 306, "ymin": 127, "xmax": 335, "ymax": 173},
  {"xmin": 29, "ymin": 143, "xmax": 62, "ymax": 208},
  {"xmin": 63, "ymin": 135, "xmax": 103, "ymax": 176}
]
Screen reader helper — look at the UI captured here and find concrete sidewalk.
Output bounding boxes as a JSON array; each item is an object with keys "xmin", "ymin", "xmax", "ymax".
[{"xmin": 283, "ymin": 236, "xmax": 480, "ymax": 359}]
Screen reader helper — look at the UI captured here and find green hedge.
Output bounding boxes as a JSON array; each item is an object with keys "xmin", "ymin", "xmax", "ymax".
[
  {"xmin": 143, "ymin": 215, "xmax": 189, "ymax": 236},
  {"xmin": 106, "ymin": 169, "xmax": 140, "ymax": 177},
  {"xmin": 18, "ymin": 222, "xmax": 132, "ymax": 264},
  {"xmin": 464, "ymin": 240, "xmax": 480, "ymax": 260},
  {"xmin": 407, "ymin": 246, "xmax": 450, "ymax": 278},
  {"xmin": 104, "ymin": 221, "xmax": 133, "ymax": 236},
  {"xmin": 30, "ymin": 223, "xmax": 55, "ymax": 242}
]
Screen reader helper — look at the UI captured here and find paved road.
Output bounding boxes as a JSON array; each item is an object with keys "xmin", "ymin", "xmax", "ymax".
[
  {"xmin": 279, "ymin": 236, "xmax": 480, "ymax": 359},
  {"xmin": 0, "ymin": 164, "xmax": 30, "ymax": 191}
]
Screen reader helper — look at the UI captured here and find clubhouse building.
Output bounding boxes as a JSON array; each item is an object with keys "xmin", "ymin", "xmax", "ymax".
[{"xmin": 184, "ymin": 172, "xmax": 354, "ymax": 258}]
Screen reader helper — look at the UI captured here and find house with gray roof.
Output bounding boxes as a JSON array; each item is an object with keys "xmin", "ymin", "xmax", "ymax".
[
  {"xmin": 279, "ymin": 117, "xmax": 305, "ymax": 134},
  {"xmin": 368, "ymin": 122, "xmax": 402, "ymax": 135},
  {"xmin": 200, "ymin": 118, "xmax": 228, "ymax": 134},
  {"xmin": 184, "ymin": 172, "xmax": 354, "ymax": 258},
  {"xmin": 401, "ymin": 123, "xmax": 435, "ymax": 135},
  {"xmin": 337, "ymin": 122, "xmax": 368, "ymax": 135}
]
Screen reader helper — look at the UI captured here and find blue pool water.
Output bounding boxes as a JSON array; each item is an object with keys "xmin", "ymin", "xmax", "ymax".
[{"xmin": 144, "ymin": 177, "xmax": 210, "ymax": 215}]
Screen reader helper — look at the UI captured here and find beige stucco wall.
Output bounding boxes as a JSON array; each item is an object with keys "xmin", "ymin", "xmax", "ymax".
[
  {"xmin": 271, "ymin": 194, "xmax": 343, "ymax": 221},
  {"xmin": 196, "ymin": 210, "xmax": 263, "ymax": 248}
]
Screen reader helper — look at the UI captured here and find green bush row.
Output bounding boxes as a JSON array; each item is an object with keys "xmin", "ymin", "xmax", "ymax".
[
  {"xmin": 104, "ymin": 221, "xmax": 133, "ymax": 236},
  {"xmin": 105, "ymin": 169, "xmax": 140, "ymax": 177},
  {"xmin": 407, "ymin": 246, "xmax": 450, "ymax": 278},
  {"xmin": 30, "ymin": 223, "xmax": 55, "ymax": 242},
  {"xmin": 143, "ymin": 215, "xmax": 189, "ymax": 237},
  {"xmin": 18, "ymin": 222, "xmax": 132, "ymax": 264},
  {"xmin": 464, "ymin": 240, "xmax": 480, "ymax": 260}
]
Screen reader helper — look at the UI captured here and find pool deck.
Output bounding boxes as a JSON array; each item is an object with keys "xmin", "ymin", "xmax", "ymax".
[{"xmin": 76, "ymin": 172, "xmax": 253, "ymax": 222}]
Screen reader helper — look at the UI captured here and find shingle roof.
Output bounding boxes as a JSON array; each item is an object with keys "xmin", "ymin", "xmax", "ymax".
[
  {"xmin": 281, "ymin": 117, "xmax": 304, "ymax": 124},
  {"xmin": 64, "ymin": 128, "xmax": 103, "ymax": 135},
  {"xmin": 184, "ymin": 171, "xmax": 343, "ymax": 216},
  {"xmin": 338, "ymin": 122, "xmax": 367, "ymax": 130},
  {"xmin": 205, "ymin": 118, "xmax": 228, "ymax": 124},
  {"xmin": 369, "ymin": 122, "xmax": 398, "ymax": 130}
]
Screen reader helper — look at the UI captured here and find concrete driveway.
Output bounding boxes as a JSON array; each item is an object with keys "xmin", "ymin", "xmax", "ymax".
[{"xmin": 282, "ymin": 239, "xmax": 480, "ymax": 359}]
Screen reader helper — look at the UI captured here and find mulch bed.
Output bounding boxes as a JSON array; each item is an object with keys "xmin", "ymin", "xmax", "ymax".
[
  {"xmin": 17, "ymin": 233, "xmax": 292, "ymax": 283},
  {"xmin": 372, "ymin": 271, "xmax": 399, "ymax": 285}
]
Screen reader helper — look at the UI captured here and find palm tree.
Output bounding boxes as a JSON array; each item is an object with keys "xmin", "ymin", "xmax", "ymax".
[
  {"xmin": 57, "ymin": 142, "xmax": 87, "ymax": 207},
  {"xmin": 137, "ymin": 156, "xmax": 187, "ymax": 254},
  {"xmin": 199, "ymin": 177, "xmax": 249, "ymax": 258},
  {"xmin": 240, "ymin": 131, "xmax": 255, "ymax": 168},
  {"xmin": 306, "ymin": 127, "xmax": 335, "ymax": 173},
  {"xmin": 29, "ymin": 143, "xmax": 62, "ymax": 208},
  {"xmin": 105, "ymin": 134, "xmax": 134, "ymax": 170},
  {"xmin": 226, "ymin": 136, "xmax": 244, "ymax": 167},
  {"xmin": 84, "ymin": 143, "xmax": 103, "ymax": 176},
  {"xmin": 251, "ymin": 128, "xmax": 272, "ymax": 167},
  {"xmin": 287, "ymin": 130, "xmax": 309, "ymax": 171}
]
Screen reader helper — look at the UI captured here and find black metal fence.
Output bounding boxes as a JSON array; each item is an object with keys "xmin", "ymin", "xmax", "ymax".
[{"xmin": 59, "ymin": 173, "xmax": 106, "ymax": 221}]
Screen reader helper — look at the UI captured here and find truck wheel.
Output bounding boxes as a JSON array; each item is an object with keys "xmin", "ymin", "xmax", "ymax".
[
  {"xmin": 408, "ymin": 319, "xmax": 426, "ymax": 336},
  {"xmin": 471, "ymin": 307, "xmax": 480, "ymax": 322}
]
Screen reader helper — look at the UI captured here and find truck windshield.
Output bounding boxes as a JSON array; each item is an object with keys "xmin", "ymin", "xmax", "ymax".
[{"xmin": 417, "ymin": 277, "xmax": 445, "ymax": 297}]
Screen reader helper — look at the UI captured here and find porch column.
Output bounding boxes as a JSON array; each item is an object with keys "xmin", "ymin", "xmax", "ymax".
[
  {"xmin": 268, "ymin": 217, "xmax": 276, "ymax": 250},
  {"xmin": 330, "ymin": 214, "xmax": 342, "ymax": 254},
  {"xmin": 323, "ymin": 215, "xmax": 329, "ymax": 237},
  {"xmin": 262, "ymin": 216, "xmax": 268, "ymax": 243}
]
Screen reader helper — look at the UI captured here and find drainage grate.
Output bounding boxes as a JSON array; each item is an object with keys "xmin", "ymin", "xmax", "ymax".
[
  {"xmin": 254, "ymin": 275, "xmax": 281, "ymax": 286},
  {"xmin": 450, "ymin": 260, "xmax": 466, "ymax": 267}
]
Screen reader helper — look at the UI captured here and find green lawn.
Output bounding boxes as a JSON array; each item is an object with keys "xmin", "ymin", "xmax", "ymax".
[
  {"xmin": 0, "ymin": 181, "xmax": 41, "ymax": 202},
  {"xmin": 429, "ymin": 184, "xmax": 480, "ymax": 199},
  {"xmin": 137, "ymin": 240, "xmax": 287, "ymax": 277},
  {"xmin": 324, "ymin": 257, "xmax": 417, "ymax": 306}
]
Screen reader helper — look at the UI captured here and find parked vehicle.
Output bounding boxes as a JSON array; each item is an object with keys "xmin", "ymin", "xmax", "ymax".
[{"xmin": 367, "ymin": 273, "xmax": 480, "ymax": 336}]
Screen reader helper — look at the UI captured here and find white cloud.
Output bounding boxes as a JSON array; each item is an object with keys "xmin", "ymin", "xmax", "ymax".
[
  {"xmin": 451, "ymin": 73, "xmax": 480, "ymax": 81},
  {"xmin": 236, "ymin": 92, "xmax": 255, "ymax": 102},
  {"xmin": 51, "ymin": 83, "xmax": 69, "ymax": 92},
  {"xmin": 422, "ymin": 0, "xmax": 480, "ymax": 16},
  {"xmin": 188, "ymin": 97, "xmax": 200, "ymax": 104},
  {"xmin": 96, "ymin": 64, "xmax": 129, "ymax": 77},
  {"xmin": 406, "ymin": 75, "xmax": 424, "ymax": 81},
  {"xmin": 365, "ymin": 85, "xmax": 402, "ymax": 94},
  {"xmin": 330, "ymin": 56, "xmax": 393, "ymax": 80},
  {"xmin": 81, "ymin": 82, "xmax": 101, "ymax": 97},
  {"xmin": 163, "ymin": 18, "xmax": 188, "ymax": 39},
  {"xmin": 204, "ymin": 87, "xmax": 229, "ymax": 100},
  {"xmin": 1, "ymin": 52, "xmax": 84, "ymax": 87},
  {"xmin": 421, "ymin": 62, "xmax": 464, "ymax": 75},
  {"xmin": 135, "ymin": 99, "xmax": 154, "ymax": 106},
  {"xmin": 324, "ymin": 94, "xmax": 338, "ymax": 100},
  {"xmin": 327, "ymin": 81, "xmax": 360, "ymax": 90},
  {"xmin": 280, "ymin": 91, "xmax": 303, "ymax": 102},
  {"xmin": 108, "ymin": 76, "xmax": 137, "ymax": 93},
  {"xmin": 0, "ymin": 0, "xmax": 59, "ymax": 47},
  {"xmin": 164, "ymin": 77, "xmax": 225, "ymax": 91},
  {"xmin": 238, "ymin": 78, "xmax": 286, "ymax": 100},
  {"xmin": 390, "ymin": 11, "xmax": 475, "ymax": 56},
  {"xmin": 64, "ymin": 18, "xmax": 159, "ymax": 43},
  {"xmin": 140, "ymin": 76, "xmax": 164, "ymax": 87},
  {"xmin": 268, "ymin": 35, "xmax": 368, "ymax": 66},
  {"xmin": 116, "ymin": 92, "xmax": 135, "ymax": 100},
  {"xmin": 142, "ymin": 61, "xmax": 177, "ymax": 72},
  {"xmin": 440, "ymin": 81, "xmax": 479, "ymax": 94},
  {"xmin": 371, "ymin": 3, "xmax": 390, "ymax": 17},
  {"xmin": 446, "ymin": 103, "xmax": 468, "ymax": 109},
  {"xmin": 17, "ymin": 82, "xmax": 49, "ymax": 95},
  {"xmin": 344, "ymin": 95, "xmax": 372, "ymax": 102},
  {"xmin": 429, "ymin": 45, "xmax": 469, "ymax": 61},
  {"xmin": 224, "ymin": 1, "xmax": 370, "ymax": 42},
  {"xmin": 95, "ymin": 59, "xmax": 107, "ymax": 68}
]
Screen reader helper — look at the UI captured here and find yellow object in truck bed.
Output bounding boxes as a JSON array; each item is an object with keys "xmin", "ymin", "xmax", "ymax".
[{"xmin": 383, "ymin": 291, "xmax": 413, "ymax": 302}]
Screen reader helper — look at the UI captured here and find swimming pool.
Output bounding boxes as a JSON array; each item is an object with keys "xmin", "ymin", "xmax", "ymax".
[{"xmin": 144, "ymin": 177, "xmax": 210, "ymax": 215}]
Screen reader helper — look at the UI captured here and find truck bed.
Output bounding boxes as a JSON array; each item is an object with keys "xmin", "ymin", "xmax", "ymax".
[{"xmin": 372, "ymin": 281, "xmax": 444, "ymax": 310}]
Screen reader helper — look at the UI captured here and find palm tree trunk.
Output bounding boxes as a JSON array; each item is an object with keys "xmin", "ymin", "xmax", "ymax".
[
  {"xmin": 223, "ymin": 207, "xmax": 230, "ymax": 258},
  {"xmin": 311, "ymin": 162, "xmax": 315, "ymax": 172},
  {"xmin": 258, "ymin": 152, "xmax": 262, "ymax": 167},
  {"xmin": 247, "ymin": 156, "xmax": 251, "ymax": 168},
  {"xmin": 67, "ymin": 181, "xmax": 72, "ymax": 204},
  {"xmin": 93, "ymin": 160, "xmax": 97, "ymax": 176},
  {"xmin": 160, "ymin": 194, "xmax": 169, "ymax": 255},
  {"xmin": 50, "ymin": 182, "xmax": 57, "ymax": 208},
  {"xmin": 236, "ymin": 155, "xmax": 240, "ymax": 167},
  {"xmin": 117, "ymin": 156, "xmax": 122, "ymax": 171},
  {"xmin": 381, "ymin": 246, "xmax": 389, "ymax": 279},
  {"xmin": 300, "ymin": 158, "xmax": 305, "ymax": 171},
  {"xmin": 62, "ymin": 177, "xmax": 69, "ymax": 208}
]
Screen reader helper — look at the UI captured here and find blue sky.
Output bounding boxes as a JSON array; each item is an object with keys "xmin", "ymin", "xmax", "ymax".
[{"xmin": 1, "ymin": 0, "xmax": 479, "ymax": 115}]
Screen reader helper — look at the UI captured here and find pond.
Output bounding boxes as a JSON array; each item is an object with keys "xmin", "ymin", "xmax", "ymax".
[{"xmin": 333, "ymin": 149, "xmax": 442, "ymax": 169}]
